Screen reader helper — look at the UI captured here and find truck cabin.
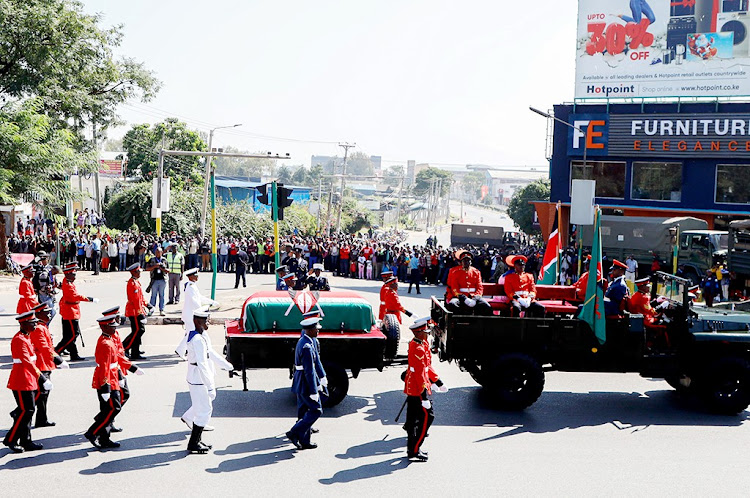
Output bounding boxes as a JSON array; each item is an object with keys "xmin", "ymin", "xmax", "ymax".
[{"xmin": 679, "ymin": 230, "xmax": 728, "ymax": 265}]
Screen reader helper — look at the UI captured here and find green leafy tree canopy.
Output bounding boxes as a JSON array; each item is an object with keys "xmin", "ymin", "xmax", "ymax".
[
  {"xmin": 507, "ymin": 178, "xmax": 550, "ymax": 235},
  {"xmin": 414, "ymin": 167, "xmax": 452, "ymax": 196}
]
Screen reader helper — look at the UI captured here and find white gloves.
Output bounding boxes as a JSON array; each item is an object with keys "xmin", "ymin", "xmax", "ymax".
[
  {"xmin": 516, "ymin": 297, "xmax": 531, "ymax": 308},
  {"xmin": 208, "ymin": 389, "xmax": 217, "ymax": 401},
  {"xmin": 464, "ymin": 298, "xmax": 476, "ymax": 307},
  {"xmin": 101, "ymin": 392, "xmax": 111, "ymax": 402},
  {"xmin": 92, "ymin": 298, "xmax": 100, "ymax": 303},
  {"xmin": 119, "ymin": 379, "xmax": 126, "ymax": 388},
  {"xmin": 58, "ymin": 360, "xmax": 70, "ymax": 370},
  {"xmin": 310, "ymin": 393, "xmax": 320, "ymax": 402},
  {"xmin": 221, "ymin": 360, "xmax": 233, "ymax": 371},
  {"xmin": 134, "ymin": 367, "xmax": 145, "ymax": 376},
  {"xmin": 432, "ymin": 383, "xmax": 448, "ymax": 393},
  {"xmin": 320, "ymin": 377, "xmax": 328, "ymax": 387},
  {"xmin": 421, "ymin": 400, "xmax": 431, "ymax": 409},
  {"xmin": 211, "ymin": 300, "xmax": 219, "ymax": 307},
  {"xmin": 656, "ymin": 301, "xmax": 670, "ymax": 310},
  {"xmin": 449, "ymin": 298, "xmax": 460, "ymax": 306},
  {"xmin": 43, "ymin": 379, "xmax": 54, "ymax": 391}
]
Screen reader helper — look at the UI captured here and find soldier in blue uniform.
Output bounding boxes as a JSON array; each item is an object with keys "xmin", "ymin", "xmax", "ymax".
[
  {"xmin": 286, "ymin": 315, "xmax": 327, "ymax": 450},
  {"xmin": 306, "ymin": 264, "xmax": 330, "ymax": 291},
  {"xmin": 277, "ymin": 273, "xmax": 295, "ymax": 291},
  {"xmin": 604, "ymin": 259, "xmax": 630, "ymax": 317},
  {"xmin": 275, "ymin": 265, "xmax": 288, "ymax": 291}
]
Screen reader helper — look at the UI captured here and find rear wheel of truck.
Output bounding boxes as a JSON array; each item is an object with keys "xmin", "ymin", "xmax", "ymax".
[
  {"xmin": 485, "ymin": 353, "xmax": 545, "ymax": 410},
  {"xmin": 382, "ymin": 314, "xmax": 401, "ymax": 360},
  {"xmin": 665, "ymin": 375, "xmax": 694, "ymax": 395},
  {"xmin": 699, "ymin": 356, "xmax": 750, "ymax": 415},
  {"xmin": 321, "ymin": 361, "xmax": 349, "ymax": 408}
]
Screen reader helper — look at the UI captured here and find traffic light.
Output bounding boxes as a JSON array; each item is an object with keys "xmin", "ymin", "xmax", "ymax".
[
  {"xmin": 277, "ymin": 183, "xmax": 294, "ymax": 220},
  {"xmin": 256, "ymin": 184, "xmax": 270, "ymax": 205}
]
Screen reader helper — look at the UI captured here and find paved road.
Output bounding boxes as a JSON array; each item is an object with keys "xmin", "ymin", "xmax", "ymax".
[{"xmin": 0, "ymin": 271, "xmax": 749, "ymax": 495}]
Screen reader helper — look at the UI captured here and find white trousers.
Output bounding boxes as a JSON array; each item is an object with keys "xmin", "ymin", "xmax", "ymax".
[{"xmin": 183, "ymin": 384, "xmax": 213, "ymax": 427}]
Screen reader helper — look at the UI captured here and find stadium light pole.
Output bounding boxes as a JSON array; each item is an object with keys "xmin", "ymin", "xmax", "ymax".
[{"xmin": 200, "ymin": 123, "xmax": 242, "ymax": 239}]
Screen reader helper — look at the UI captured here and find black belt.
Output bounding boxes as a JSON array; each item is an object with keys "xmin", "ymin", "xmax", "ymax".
[{"xmin": 189, "ymin": 362, "xmax": 197, "ymax": 366}]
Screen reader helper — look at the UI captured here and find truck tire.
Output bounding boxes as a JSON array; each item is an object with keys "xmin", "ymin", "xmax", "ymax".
[
  {"xmin": 485, "ymin": 353, "xmax": 545, "ymax": 410},
  {"xmin": 382, "ymin": 314, "xmax": 401, "ymax": 360},
  {"xmin": 321, "ymin": 361, "xmax": 349, "ymax": 408},
  {"xmin": 699, "ymin": 356, "xmax": 750, "ymax": 415},
  {"xmin": 459, "ymin": 359, "xmax": 485, "ymax": 386},
  {"xmin": 664, "ymin": 376, "xmax": 694, "ymax": 395}
]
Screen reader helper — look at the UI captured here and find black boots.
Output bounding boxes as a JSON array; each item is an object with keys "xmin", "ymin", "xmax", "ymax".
[{"xmin": 187, "ymin": 425, "xmax": 211, "ymax": 454}]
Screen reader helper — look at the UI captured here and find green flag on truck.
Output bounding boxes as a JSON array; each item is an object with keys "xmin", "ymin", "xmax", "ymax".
[{"xmin": 579, "ymin": 207, "xmax": 606, "ymax": 344}]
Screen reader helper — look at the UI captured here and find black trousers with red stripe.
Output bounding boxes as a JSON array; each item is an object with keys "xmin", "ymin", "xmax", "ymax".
[
  {"xmin": 87, "ymin": 389, "xmax": 122, "ymax": 441},
  {"xmin": 123, "ymin": 315, "xmax": 146, "ymax": 355},
  {"xmin": 405, "ymin": 395, "xmax": 434, "ymax": 456},
  {"xmin": 3, "ymin": 390, "xmax": 36, "ymax": 447},
  {"xmin": 35, "ymin": 371, "xmax": 52, "ymax": 425},
  {"xmin": 56, "ymin": 319, "xmax": 80, "ymax": 358}
]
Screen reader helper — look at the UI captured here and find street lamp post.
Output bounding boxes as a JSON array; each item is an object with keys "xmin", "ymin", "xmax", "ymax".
[
  {"xmin": 200, "ymin": 123, "xmax": 242, "ymax": 239},
  {"xmin": 529, "ymin": 106, "xmax": 587, "ymax": 172}
]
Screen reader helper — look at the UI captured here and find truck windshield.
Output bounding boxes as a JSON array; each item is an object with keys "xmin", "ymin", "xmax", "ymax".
[{"xmin": 718, "ymin": 233, "xmax": 729, "ymax": 251}]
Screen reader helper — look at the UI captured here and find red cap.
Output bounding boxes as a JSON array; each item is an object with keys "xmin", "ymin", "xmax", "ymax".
[{"xmin": 612, "ymin": 259, "xmax": 628, "ymax": 270}]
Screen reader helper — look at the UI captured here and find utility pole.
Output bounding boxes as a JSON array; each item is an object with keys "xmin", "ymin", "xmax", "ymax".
[
  {"xmin": 156, "ymin": 149, "xmax": 164, "ymax": 237},
  {"xmin": 200, "ymin": 124, "xmax": 242, "ymax": 239},
  {"xmin": 326, "ymin": 178, "xmax": 333, "ymax": 235},
  {"xmin": 92, "ymin": 122, "xmax": 101, "ymax": 215},
  {"xmin": 335, "ymin": 143, "xmax": 355, "ymax": 233},
  {"xmin": 316, "ymin": 176, "xmax": 322, "ymax": 233},
  {"xmin": 396, "ymin": 176, "xmax": 404, "ymax": 231}
]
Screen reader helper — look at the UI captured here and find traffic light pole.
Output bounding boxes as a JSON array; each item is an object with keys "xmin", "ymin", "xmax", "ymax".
[
  {"xmin": 272, "ymin": 181, "xmax": 280, "ymax": 285},
  {"xmin": 210, "ymin": 167, "xmax": 218, "ymax": 300}
]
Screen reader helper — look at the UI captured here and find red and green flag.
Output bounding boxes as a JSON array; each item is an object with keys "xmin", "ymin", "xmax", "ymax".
[
  {"xmin": 538, "ymin": 202, "xmax": 561, "ymax": 285},
  {"xmin": 579, "ymin": 207, "xmax": 606, "ymax": 344}
]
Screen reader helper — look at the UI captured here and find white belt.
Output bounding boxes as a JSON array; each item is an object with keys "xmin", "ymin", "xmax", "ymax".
[
  {"xmin": 380, "ymin": 301, "xmax": 386, "ymax": 305},
  {"xmin": 295, "ymin": 365, "xmax": 304, "ymax": 371},
  {"xmin": 459, "ymin": 288, "xmax": 476, "ymax": 292},
  {"xmin": 30, "ymin": 355, "xmax": 36, "ymax": 362},
  {"xmin": 409, "ymin": 367, "xmax": 415, "ymax": 372},
  {"xmin": 12, "ymin": 358, "xmax": 21, "ymax": 364},
  {"xmin": 96, "ymin": 362, "xmax": 119, "ymax": 369}
]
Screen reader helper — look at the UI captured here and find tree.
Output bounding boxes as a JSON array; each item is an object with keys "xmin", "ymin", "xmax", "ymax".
[
  {"xmin": 0, "ymin": 99, "xmax": 92, "ymax": 208},
  {"xmin": 0, "ymin": 0, "xmax": 160, "ymax": 139},
  {"xmin": 277, "ymin": 165, "xmax": 293, "ymax": 184},
  {"xmin": 461, "ymin": 171, "xmax": 486, "ymax": 202},
  {"xmin": 508, "ymin": 179, "xmax": 550, "ymax": 235},
  {"xmin": 212, "ymin": 146, "xmax": 277, "ymax": 178},
  {"xmin": 414, "ymin": 167, "xmax": 452, "ymax": 196},
  {"xmin": 345, "ymin": 152, "xmax": 374, "ymax": 177},
  {"xmin": 122, "ymin": 118, "xmax": 206, "ymax": 188},
  {"xmin": 384, "ymin": 165, "xmax": 405, "ymax": 187}
]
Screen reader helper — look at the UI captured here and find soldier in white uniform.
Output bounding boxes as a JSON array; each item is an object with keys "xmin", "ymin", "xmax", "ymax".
[
  {"xmin": 175, "ymin": 268, "xmax": 218, "ymax": 360},
  {"xmin": 182, "ymin": 307, "xmax": 233, "ymax": 454}
]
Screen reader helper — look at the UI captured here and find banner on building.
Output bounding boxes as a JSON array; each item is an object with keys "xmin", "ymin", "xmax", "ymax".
[
  {"xmin": 575, "ymin": 0, "xmax": 750, "ymax": 99},
  {"xmin": 99, "ymin": 159, "xmax": 123, "ymax": 177}
]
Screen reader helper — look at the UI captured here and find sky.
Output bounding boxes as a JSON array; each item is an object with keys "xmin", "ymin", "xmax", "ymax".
[{"xmin": 80, "ymin": 0, "xmax": 578, "ymax": 169}]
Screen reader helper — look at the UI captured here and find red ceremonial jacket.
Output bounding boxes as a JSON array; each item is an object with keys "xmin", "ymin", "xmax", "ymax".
[
  {"xmin": 404, "ymin": 338, "xmax": 439, "ymax": 396},
  {"xmin": 125, "ymin": 278, "xmax": 146, "ymax": 317},
  {"xmin": 112, "ymin": 330, "xmax": 133, "ymax": 376},
  {"xmin": 60, "ymin": 279, "xmax": 88, "ymax": 320},
  {"xmin": 628, "ymin": 291, "xmax": 659, "ymax": 324},
  {"xmin": 8, "ymin": 331, "xmax": 40, "ymax": 391},
  {"xmin": 504, "ymin": 271, "xmax": 537, "ymax": 299},
  {"xmin": 16, "ymin": 277, "xmax": 39, "ymax": 313},
  {"xmin": 445, "ymin": 266, "xmax": 483, "ymax": 300},
  {"xmin": 92, "ymin": 334, "xmax": 121, "ymax": 391},
  {"xmin": 30, "ymin": 322, "xmax": 57, "ymax": 372},
  {"xmin": 379, "ymin": 286, "xmax": 405, "ymax": 323}
]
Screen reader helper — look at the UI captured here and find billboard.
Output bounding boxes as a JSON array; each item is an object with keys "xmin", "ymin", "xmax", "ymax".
[
  {"xmin": 575, "ymin": 0, "xmax": 750, "ymax": 98},
  {"xmin": 99, "ymin": 159, "xmax": 123, "ymax": 177},
  {"xmin": 566, "ymin": 112, "xmax": 750, "ymax": 158}
]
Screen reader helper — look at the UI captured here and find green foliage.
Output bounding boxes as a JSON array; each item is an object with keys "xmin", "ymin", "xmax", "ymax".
[
  {"xmin": 289, "ymin": 164, "xmax": 323, "ymax": 187},
  {"xmin": 384, "ymin": 165, "xmax": 405, "ymax": 187},
  {"xmin": 212, "ymin": 146, "xmax": 277, "ymax": 179},
  {"xmin": 507, "ymin": 178, "xmax": 550, "ymax": 235},
  {"xmin": 340, "ymin": 198, "xmax": 376, "ymax": 233},
  {"xmin": 277, "ymin": 165, "xmax": 293, "ymax": 183},
  {"xmin": 414, "ymin": 167, "xmax": 452, "ymax": 196},
  {"xmin": 345, "ymin": 151, "xmax": 374, "ymax": 177},
  {"xmin": 0, "ymin": 99, "xmax": 92, "ymax": 208},
  {"xmin": 122, "ymin": 118, "xmax": 206, "ymax": 188},
  {"xmin": 461, "ymin": 171, "xmax": 486, "ymax": 202}
]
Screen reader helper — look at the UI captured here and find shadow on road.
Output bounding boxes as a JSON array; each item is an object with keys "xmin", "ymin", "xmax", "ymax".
[
  {"xmin": 206, "ymin": 435, "xmax": 296, "ymax": 473},
  {"xmin": 335, "ymin": 436, "xmax": 405, "ymax": 459},
  {"xmin": 319, "ymin": 457, "xmax": 411, "ymax": 485},
  {"xmin": 129, "ymin": 353, "xmax": 180, "ymax": 370},
  {"xmin": 365, "ymin": 386, "xmax": 749, "ymax": 439},
  {"xmin": 172, "ymin": 388, "xmax": 369, "ymax": 419},
  {"xmin": 80, "ymin": 450, "xmax": 187, "ymax": 474}
]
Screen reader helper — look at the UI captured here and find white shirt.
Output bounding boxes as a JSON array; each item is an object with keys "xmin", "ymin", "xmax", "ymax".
[
  {"xmin": 185, "ymin": 332, "xmax": 231, "ymax": 389},
  {"xmin": 181, "ymin": 281, "xmax": 217, "ymax": 327}
]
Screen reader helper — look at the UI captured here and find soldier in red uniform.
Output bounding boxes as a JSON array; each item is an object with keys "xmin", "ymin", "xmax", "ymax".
[
  {"xmin": 55, "ymin": 263, "xmax": 97, "ymax": 361},
  {"xmin": 84, "ymin": 314, "xmax": 124, "ymax": 449},
  {"xmin": 445, "ymin": 251, "xmax": 492, "ymax": 316},
  {"xmin": 378, "ymin": 277, "xmax": 413, "ymax": 323},
  {"xmin": 30, "ymin": 303, "xmax": 69, "ymax": 428},
  {"xmin": 16, "ymin": 264, "xmax": 39, "ymax": 313},
  {"xmin": 403, "ymin": 317, "xmax": 447, "ymax": 462},
  {"xmin": 3, "ymin": 311, "xmax": 50, "ymax": 453},
  {"xmin": 123, "ymin": 263, "xmax": 148, "ymax": 359},
  {"xmin": 504, "ymin": 255, "xmax": 545, "ymax": 317},
  {"xmin": 629, "ymin": 277, "xmax": 670, "ymax": 348}
]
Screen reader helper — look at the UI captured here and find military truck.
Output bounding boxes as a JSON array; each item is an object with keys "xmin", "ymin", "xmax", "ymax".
[
  {"xmin": 728, "ymin": 219, "xmax": 750, "ymax": 297},
  {"xmin": 579, "ymin": 216, "xmax": 727, "ymax": 283},
  {"xmin": 450, "ymin": 223, "xmax": 520, "ymax": 251},
  {"xmin": 429, "ymin": 272, "xmax": 750, "ymax": 414}
]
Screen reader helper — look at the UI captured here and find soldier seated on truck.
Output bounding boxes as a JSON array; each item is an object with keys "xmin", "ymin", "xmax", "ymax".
[
  {"xmin": 604, "ymin": 260, "xmax": 630, "ymax": 318},
  {"xmin": 504, "ymin": 255, "xmax": 545, "ymax": 318},
  {"xmin": 445, "ymin": 250, "xmax": 492, "ymax": 316},
  {"xmin": 629, "ymin": 277, "xmax": 671, "ymax": 349}
]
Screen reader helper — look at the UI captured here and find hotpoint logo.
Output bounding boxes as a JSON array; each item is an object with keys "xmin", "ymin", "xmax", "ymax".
[{"xmin": 586, "ymin": 84, "xmax": 636, "ymax": 97}]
